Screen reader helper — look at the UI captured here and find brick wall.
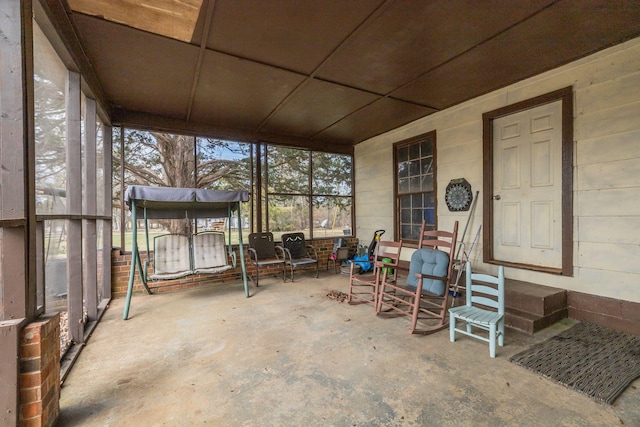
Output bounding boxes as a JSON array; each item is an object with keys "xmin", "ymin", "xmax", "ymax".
[
  {"xmin": 568, "ymin": 291, "xmax": 640, "ymax": 336},
  {"xmin": 19, "ymin": 314, "xmax": 60, "ymax": 427},
  {"xmin": 111, "ymin": 237, "xmax": 359, "ymax": 297}
]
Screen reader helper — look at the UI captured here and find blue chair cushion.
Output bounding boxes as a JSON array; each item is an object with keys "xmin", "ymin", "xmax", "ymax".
[{"xmin": 406, "ymin": 248, "xmax": 450, "ymax": 296}]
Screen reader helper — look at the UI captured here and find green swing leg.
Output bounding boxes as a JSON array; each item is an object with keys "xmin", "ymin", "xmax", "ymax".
[
  {"xmin": 235, "ymin": 203, "xmax": 250, "ymax": 298},
  {"xmin": 123, "ymin": 201, "xmax": 138, "ymax": 320}
]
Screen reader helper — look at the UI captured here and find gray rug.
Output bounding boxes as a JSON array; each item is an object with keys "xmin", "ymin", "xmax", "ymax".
[{"xmin": 509, "ymin": 322, "xmax": 640, "ymax": 404}]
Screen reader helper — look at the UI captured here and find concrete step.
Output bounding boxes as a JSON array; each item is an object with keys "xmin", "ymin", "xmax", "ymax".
[
  {"xmin": 504, "ymin": 279, "xmax": 568, "ymax": 334},
  {"xmin": 505, "ymin": 306, "xmax": 568, "ymax": 335},
  {"xmin": 505, "ymin": 279, "xmax": 567, "ymax": 316}
]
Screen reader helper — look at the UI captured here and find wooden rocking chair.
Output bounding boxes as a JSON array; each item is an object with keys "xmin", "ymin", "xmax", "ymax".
[
  {"xmin": 376, "ymin": 221, "xmax": 458, "ymax": 334},
  {"xmin": 347, "ymin": 239, "xmax": 402, "ymax": 310}
]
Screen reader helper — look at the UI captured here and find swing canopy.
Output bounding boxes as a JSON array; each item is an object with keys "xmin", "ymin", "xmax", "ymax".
[{"xmin": 125, "ymin": 185, "xmax": 249, "ymax": 219}]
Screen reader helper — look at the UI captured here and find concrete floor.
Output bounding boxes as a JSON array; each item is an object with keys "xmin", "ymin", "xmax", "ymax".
[{"xmin": 58, "ymin": 271, "xmax": 640, "ymax": 426}]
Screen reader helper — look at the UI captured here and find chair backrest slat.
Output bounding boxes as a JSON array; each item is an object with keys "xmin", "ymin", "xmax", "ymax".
[
  {"xmin": 420, "ymin": 237, "xmax": 455, "ymax": 250},
  {"xmin": 376, "ymin": 241, "xmax": 402, "ymax": 265},
  {"xmin": 465, "ymin": 261, "xmax": 505, "ymax": 314}
]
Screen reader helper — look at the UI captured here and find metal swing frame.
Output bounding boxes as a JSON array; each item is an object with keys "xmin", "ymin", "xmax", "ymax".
[{"xmin": 123, "ymin": 186, "xmax": 250, "ymax": 320}]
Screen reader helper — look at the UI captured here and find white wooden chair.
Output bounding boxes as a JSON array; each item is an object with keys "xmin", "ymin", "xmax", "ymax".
[{"xmin": 449, "ymin": 262, "xmax": 505, "ymax": 358}]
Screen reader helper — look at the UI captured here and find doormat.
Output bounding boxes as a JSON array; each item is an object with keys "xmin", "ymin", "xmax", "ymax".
[{"xmin": 509, "ymin": 321, "xmax": 640, "ymax": 405}]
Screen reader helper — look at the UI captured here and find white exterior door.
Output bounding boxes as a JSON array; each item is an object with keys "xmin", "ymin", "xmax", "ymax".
[{"xmin": 492, "ymin": 100, "xmax": 563, "ymax": 269}]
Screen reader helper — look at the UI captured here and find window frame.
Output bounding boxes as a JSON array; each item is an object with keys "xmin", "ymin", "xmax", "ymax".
[
  {"xmin": 393, "ymin": 130, "xmax": 437, "ymax": 245},
  {"xmin": 32, "ymin": 19, "xmax": 113, "ymax": 352},
  {"xmin": 114, "ymin": 131, "xmax": 355, "ymax": 249},
  {"xmin": 264, "ymin": 145, "xmax": 353, "ymax": 240}
]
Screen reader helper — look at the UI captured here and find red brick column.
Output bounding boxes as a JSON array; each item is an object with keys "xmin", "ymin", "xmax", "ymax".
[{"xmin": 20, "ymin": 314, "xmax": 60, "ymax": 427}]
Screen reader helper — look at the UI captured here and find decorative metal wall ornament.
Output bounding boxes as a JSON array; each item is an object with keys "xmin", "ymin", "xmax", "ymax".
[{"xmin": 445, "ymin": 178, "xmax": 473, "ymax": 211}]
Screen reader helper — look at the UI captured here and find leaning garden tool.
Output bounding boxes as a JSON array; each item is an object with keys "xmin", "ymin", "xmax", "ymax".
[{"xmin": 450, "ymin": 224, "xmax": 482, "ymax": 306}]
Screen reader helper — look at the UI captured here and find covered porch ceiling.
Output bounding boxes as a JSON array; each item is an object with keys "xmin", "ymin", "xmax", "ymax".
[{"xmin": 47, "ymin": 0, "xmax": 640, "ymax": 153}]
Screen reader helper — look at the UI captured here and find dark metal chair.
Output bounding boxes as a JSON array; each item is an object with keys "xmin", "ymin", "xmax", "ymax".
[
  {"xmin": 280, "ymin": 232, "xmax": 319, "ymax": 281},
  {"xmin": 248, "ymin": 232, "xmax": 286, "ymax": 286}
]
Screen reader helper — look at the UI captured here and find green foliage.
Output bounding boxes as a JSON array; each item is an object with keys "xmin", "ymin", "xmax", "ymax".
[
  {"xmin": 266, "ymin": 146, "xmax": 309, "ymax": 194},
  {"xmin": 312, "ymin": 152, "xmax": 352, "ymax": 196},
  {"xmin": 197, "ymin": 138, "xmax": 251, "ymax": 191}
]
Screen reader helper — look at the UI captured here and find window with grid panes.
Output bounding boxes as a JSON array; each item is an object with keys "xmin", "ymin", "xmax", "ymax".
[{"xmin": 395, "ymin": 131, "xmax": 436, "ymax": 242}]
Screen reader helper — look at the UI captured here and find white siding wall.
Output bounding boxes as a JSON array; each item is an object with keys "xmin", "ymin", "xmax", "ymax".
[{"xmin": 354, "ymin": 37, "xmax": 640, "ymax": 302}]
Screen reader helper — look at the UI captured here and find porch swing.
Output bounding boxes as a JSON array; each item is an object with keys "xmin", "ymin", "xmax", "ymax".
[{"xmin": 123, "ymin": 185, "xmax": 250, "ymax": 320}]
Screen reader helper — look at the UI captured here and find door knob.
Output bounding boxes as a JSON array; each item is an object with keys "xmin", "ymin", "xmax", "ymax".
[{"xmin": 492, "ymin": 195, "xmax": 501, "ymax": 200}]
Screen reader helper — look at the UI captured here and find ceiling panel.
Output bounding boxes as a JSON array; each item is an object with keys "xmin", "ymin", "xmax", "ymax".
[
  {"xmin": 189, "ymin": 50, "xmax": 306, "ymax": 129},
  {"xmin": 261, "ymin": 79, "xmax": 380, "ymax": 138},
  {"xmin": 316, "ymin": 98, "xmax": 437, "ymax": 145},
  {"xmin": 72, "ymin": 13, "xmax": 198, "ymax": 119},
  {"xmin": 203, "ymin": 0, "xmax": 385, "ymax": 74},
  {"xmin": 391, "ymin": 0, "xmax": 640, "ymax": 109},
  {"xmin": 316, "ymin": 0, "xmax": 555, "ymax": 96},
  {"xmin": 61, "ymin": 0, "xmax": 640, "ymax": 148}
]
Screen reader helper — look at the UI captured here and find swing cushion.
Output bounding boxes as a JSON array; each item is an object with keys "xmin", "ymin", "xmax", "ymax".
[
  {"xmin": 193, "ymin": 232, "xmax": 233, "ymax": 274},
  {"xmin": 151, "ymin": 234, "xmax": 192, "ymax": 279},
  {"xmin": 406, "ymin": 248, "xmax": 450, "ymax": 296}
]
